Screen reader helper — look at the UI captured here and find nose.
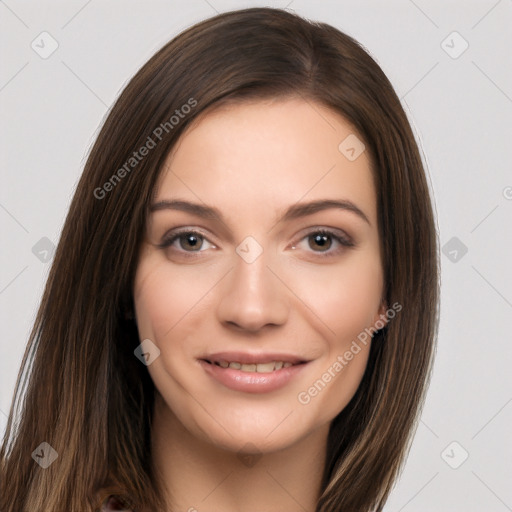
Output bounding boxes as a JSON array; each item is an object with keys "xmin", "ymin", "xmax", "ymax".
[{"xmin": 215, "ymin": 247, "xmax": 289, "ymax": 333}]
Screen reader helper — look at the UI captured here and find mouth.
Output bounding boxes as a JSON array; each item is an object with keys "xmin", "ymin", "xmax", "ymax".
[
  {"xmin": 198, "ymin": 353, "xmax": 310, "ymax": 393},
  {"xmin": 201, "ymin": 353, "xmax": 308, "ymax": 373}
]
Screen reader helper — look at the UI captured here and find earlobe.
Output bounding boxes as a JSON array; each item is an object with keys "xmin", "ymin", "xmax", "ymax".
[
  {"xmin": 379, "ymin": 300, "xmax": 388, "ymax": 321},
  {"xmin": 373, "ymin": 300, "xmax": 389, "ymax": 332}
]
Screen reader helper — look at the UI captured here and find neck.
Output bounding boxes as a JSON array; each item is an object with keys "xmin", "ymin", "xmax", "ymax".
[{"xmin": 150, "ymin": 393, "xmax": 329, "ymax": 512}]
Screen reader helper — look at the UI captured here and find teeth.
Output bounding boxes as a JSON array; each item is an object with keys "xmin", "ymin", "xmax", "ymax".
[
  {"xmin": 215, "ymin": 360, "xmax": 296, "ymax": 373},
  {"xmin": 255, "ymin": 362, "xmax": 275, "ymax": 373}
]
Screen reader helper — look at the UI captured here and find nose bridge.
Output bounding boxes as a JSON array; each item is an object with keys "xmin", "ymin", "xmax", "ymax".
[
  {"xmin": 216, "ymin": 236, "xmax": 289, "ymax": 331},
  {"xmin": 235, "ymin": 247, "xmax": 272, "ymax": 299}
]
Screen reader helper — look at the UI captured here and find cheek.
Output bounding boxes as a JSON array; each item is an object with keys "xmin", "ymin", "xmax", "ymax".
[
  {"xmin": 287, "ymin": 252, "xmax": 384, "ymax": 343},
  {"xmin": 133, "ymin": 257, "xmax": 209, "ymax": 399},
  {"xmin": 331, "ymin": 265, "xmax": 383, "ymax": 343},
  {"xmin": 286, "ymin": 253, "xmax": 382, "ymax": 415},
  {"xmin": 133, "ymin": 257, "xmax": 212, "ymax": 341}
]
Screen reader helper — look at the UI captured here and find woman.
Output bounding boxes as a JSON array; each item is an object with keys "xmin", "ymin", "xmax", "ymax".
[{"xmin": 0, "ymin": 7, "xmax": 439, "ymax": 512}]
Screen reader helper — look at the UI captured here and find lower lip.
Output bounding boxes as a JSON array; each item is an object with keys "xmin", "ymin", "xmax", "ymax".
[{"xmin": 199, "ymin": 360, "xmax": 308, "ymax": 393}]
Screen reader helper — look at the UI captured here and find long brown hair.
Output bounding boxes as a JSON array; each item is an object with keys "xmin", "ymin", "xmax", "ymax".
[{"xmin": 0, "ymin": 7, "xmax": 439, "ymax": 512}]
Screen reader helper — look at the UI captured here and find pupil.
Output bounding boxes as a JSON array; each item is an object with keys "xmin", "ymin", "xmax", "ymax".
[
  {"xmin": 311, "ymin": 233, "xmax": 331, "ymax": 251},
  {"xmin": 183, "ymin": 234, "xmax": 201, "ymax": 251}
]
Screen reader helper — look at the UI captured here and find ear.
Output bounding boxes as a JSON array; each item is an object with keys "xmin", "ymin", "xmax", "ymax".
[{"xmin": 372, "ymin": 299, "xmax": 389, "ymax": 331}]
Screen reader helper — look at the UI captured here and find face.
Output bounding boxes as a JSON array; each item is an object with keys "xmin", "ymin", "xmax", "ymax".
[{"xmin": 133, "ymin": 97, "xmax": 387, "ymax": 454}]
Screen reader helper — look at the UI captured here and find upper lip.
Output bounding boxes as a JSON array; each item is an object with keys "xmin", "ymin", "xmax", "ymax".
[{"xmin": 201, "ymin": 352, "xmax": 309, "ymax": 365}]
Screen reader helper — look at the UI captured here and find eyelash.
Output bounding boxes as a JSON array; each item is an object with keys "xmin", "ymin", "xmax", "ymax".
[
  {"xmin": 157, "ymin": 227, "xmax": 354, "ymax": 259},
  {"xmin": 290, "ymin": 229, "xmax": 355, "ymax": 257}
]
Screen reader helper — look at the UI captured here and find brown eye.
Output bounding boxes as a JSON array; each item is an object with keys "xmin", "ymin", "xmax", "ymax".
[
  {"xmin": 177, "ymin": 233, "xmax": 203, "ymax": 251},
  {"xmin": 158, "ymin": 229, "xmax": 216, "ymax": 255},
  {"xmin": 293, "ymin": 228, "xmax": 354, "ymax": 257},
  {"xmin": 308, "ymin": 232, "xmax": 332, "ymax": 252}
]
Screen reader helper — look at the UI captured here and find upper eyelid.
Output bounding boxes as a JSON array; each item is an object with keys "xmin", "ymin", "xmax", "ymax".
[
  {"xmin": 160, "ymin": 225, "xmax": 350, "ymax": 239},
  {"xmin": 294, "ymin": 225, "xmax": 352, "ymax": 241},
  {"xmin": 163, "ymin": 227, "xmax": 211, "ymax": 238}
]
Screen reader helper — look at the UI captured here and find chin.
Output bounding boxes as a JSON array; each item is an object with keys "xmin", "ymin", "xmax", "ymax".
[
  {"xmin": 204, "ymin": 425, "xmax": 305, "ymax": 455},
  {"xmin": 187, "ymin": 403, "xmax": 324, "ymax": 456}
]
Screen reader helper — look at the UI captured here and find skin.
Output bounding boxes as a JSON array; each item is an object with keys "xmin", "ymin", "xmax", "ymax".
[{"xmin": 133, "ymin": 97, "xmax": 387, "ymax": 512}]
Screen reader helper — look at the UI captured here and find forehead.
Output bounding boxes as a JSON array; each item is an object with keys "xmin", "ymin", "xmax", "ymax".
[{"xmin": 155, "ymin": 97, "xmax": 377, "ymax": 225}]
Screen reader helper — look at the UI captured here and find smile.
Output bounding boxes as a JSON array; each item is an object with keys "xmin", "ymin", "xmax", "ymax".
[
  {"xmin": 207, "ymin": 360, "xmax": 295, "ymax": 373},
  {"xmin": 199, "ymin": 354, "xmax": 309, "ymax": 393}
]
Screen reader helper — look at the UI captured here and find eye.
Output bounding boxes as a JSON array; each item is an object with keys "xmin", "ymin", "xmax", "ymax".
[
  {"xmin": 293, "ymin": 228, "xmax": 354, "ymax": 256},
  {"xmin": 158, "ymin": 229, "xmax": 216, "ymax": 254}
]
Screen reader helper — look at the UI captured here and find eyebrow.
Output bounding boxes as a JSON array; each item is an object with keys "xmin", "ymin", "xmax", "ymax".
[{"xmin": 149, "ymin": 198, "xmax": 371, "ymax": 226}]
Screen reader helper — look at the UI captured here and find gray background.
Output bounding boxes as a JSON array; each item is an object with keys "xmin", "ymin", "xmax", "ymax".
[{"xmin": 1, "ymin": 0, "xmax": 511, "ymax": 510}]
